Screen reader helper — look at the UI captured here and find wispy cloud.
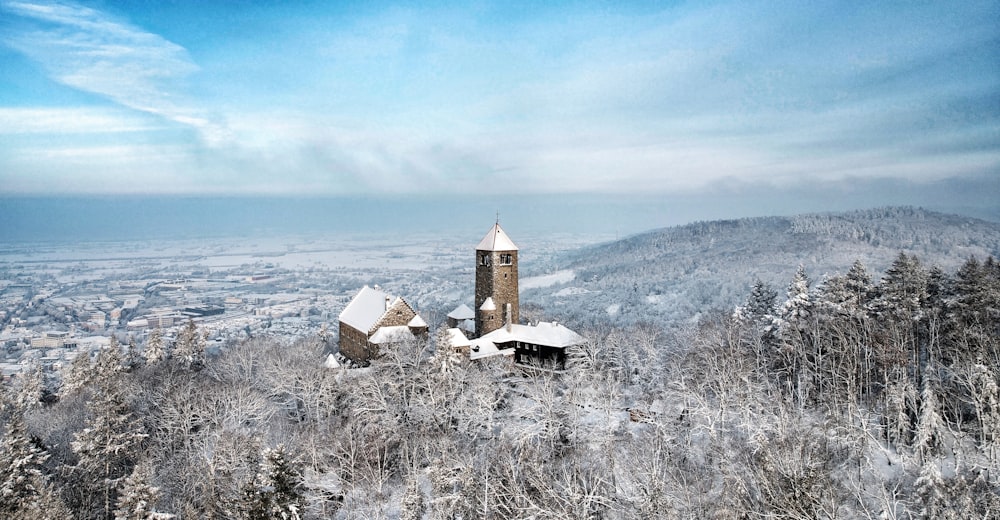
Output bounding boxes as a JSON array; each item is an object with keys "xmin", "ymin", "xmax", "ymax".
[
  {"xmin": 1, "ymin": 0, "xmax": 226, "ymax": 143},
  {"xmin": 0, "ymin": 107, "xmax": 160, "ymax": 134}
]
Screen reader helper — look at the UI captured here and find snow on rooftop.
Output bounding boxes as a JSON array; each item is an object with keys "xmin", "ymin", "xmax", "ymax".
[
  {"xmin": 339, "ymin": 285, "xmax": 394, "ymax": 332},
  {"xmin": 369, "ymin": 325, "xmax": 415, "ymax": 345},
  {"xmin": 323, "ymin": 354, "xmax": 340, "ymax": 369},
  {"xmin": 479, "ymin": 297, "xmax": 496, "ymax": 311},
  {"xmin": 476, "ymin": 223, "xmax": 518, "ymax": 251},
  {"xmin": 445, "ymin": 328, "xmax": 471, "ymax": 349},
  {"xmin": 479, "ymin": 321, "xmax": 585, "ymax": 348},
  {"xmin": 408, "ymin": 314, "xmax": 427, "ymax": 328},
  {"xmin": 469, "ymin": 338, "xmax": 514, "ymax": 361},
  {"xmin": 447, "ymin": 303, "xmax": 475, "ymax": 320}
]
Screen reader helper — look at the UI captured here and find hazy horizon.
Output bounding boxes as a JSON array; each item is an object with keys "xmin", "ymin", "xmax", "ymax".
[{"xmin": 2, "ymin": 173, "xmax": 997, "ymax": 243}]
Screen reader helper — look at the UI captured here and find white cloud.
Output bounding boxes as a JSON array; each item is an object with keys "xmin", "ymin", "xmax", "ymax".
[
  {"xmin": 0, "ymin": 107, "xmax": 160, "ymax": 134},
  {"xmin": 1, "ymin": 0, "xmax": 227, "ymax": 144}
]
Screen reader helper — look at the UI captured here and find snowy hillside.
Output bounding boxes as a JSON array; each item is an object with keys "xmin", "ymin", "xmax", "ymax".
[{"xmin": 524, "ymin": 207, "xmax": 1000, "ymax": 326}]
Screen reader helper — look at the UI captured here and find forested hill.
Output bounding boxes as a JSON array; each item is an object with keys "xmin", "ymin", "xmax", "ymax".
[{"xmin": 525, "ymin": 207, "xmax": 1000, "ymax": 326}]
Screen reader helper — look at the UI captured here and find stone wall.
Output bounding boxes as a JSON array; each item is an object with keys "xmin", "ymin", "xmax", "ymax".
[
  {"xmin": 475, "ymin": 249, "xmax": 519, "ymax": 337},
  {"xmin": 339, "ymin": 323, "xmax": 371, "ymax": 364}
]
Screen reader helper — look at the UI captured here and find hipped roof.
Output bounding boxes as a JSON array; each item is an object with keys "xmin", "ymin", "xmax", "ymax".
[{"xmin": 476, "ymin": 222, "xmax": 518, "ymax": 251}]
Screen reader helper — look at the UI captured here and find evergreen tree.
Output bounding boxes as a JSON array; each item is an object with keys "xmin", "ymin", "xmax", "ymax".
[
  {"xmin": 124, "ymin": 336, "xmax": 143, "ymax": 372},
  {"xmin": 0, "ymin": 415, "xmax": 51, "ymax": 517},
  {"xmin": 62, "ymin": 347, "xmax": 94, "ymax": 395},
  {"xmin": 114, "ymin": 461, "xmax": 172, "ymax": 520},
  {"xmin": 741, "ymin": 279, "xmax": 778, "ymax": 323},
  {"xmin": 173, "ymin": 320, "xmax": 205, "ymax": 371},
  {"xmin": 144, "ymin": 328, "xmax": 166, "ymax": 364},
  {"xmin": 68, "ymin": 339, "xmax": 148, "ymax": 519},
  {"xmin": 914, "ymin": 458, "xmax": 947, "ymax": 519},
  {"xmin": 878, "ymin": 252, "xmax": 928, "ymax": 318},
  {"xmin": 844, "ymin": 259, "xmax": 874, "ymax": 310},
  {"xmin": 771, "ymin": 266, "xmax": 814, "ymax": 401},
  {"xmin": 914, "ymin": 366, "xmax": 945, "ymax": 463},
  {"xmin": 243, "ymin": 445, "xmax": 304, "ymax": 520}
]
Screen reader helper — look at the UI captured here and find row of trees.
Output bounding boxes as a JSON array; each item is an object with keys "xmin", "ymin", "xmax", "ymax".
[
  {"xmin": 736, "ymin": 254, "xmax": 999, "ymax": 449},
  {"xmin": 1, "ymin": 254, "xmax": 997, "ymax": 518}
]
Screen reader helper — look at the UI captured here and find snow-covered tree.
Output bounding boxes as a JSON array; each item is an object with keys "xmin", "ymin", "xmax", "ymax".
[
  {"xmin": 736, "ymin": 279, "xmax": 778, "ymax": 324},
  {"xmin": 144, "ymin": 328, "xmax": 166, "ymax": 364},
  {"xmin": 114, "ymin": 461, "xmax": 173, "ymax": 520},
  {"xmin": 914, "ymin": 367, "xmax": 945, "ymax": 462},
  {"xmin": 68, "ymin": 339, "xmax": 148, "ymax": 519},
  {"xmin": 914, "ymin": 458, "xmax": 947, "ymax": 519},
  {"xmin": 0, "ymin": 414, "xmax": 51, "ymax": 518},
  {"xmin": 885, "ymin": 375, "xmax": 917, "ymax": 447},
  {"xmin": 878, "ymin": 252, "xmax": 928, "ymax": 318},
  {"xmin": 399, "ymin": 471, "xmax": 425, "ymax": 520},
  {"xmin": 771, "ymin": 266, "xmax": 815, "ymax": 401},
  {"xmin": 173, "ymin": 320, "xmax": 206, "ymax": 371},
  {"xmin": 242, "ymin": 445, "xmax": 304, "ymax": 520},
  {"xmin": 61, "ymin": 347, "xmax": 94, "ymax": 395}
]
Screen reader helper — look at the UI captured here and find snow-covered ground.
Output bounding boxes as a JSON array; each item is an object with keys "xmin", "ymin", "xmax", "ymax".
[{"xmin": 520, "ymin": 270, "xmax": 575, "ymax": 289}]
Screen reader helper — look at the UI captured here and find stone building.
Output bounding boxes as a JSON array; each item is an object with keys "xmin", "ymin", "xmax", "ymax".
[
  {"xmin": 466, "ymin": 221, "xmax": 586, "ymax": 370},
  {"xmin": 338, "ymin": 285, "xmax": 427, "ymax": 364},
  {"xmin": 475, "ymin": 222, "xmax": 519, "ymax": 337}
]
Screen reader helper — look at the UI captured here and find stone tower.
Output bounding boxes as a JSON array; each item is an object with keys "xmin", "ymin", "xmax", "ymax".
[{"xmin": 475, "ymin": 222, "xmax": 519, "ymax": 337}]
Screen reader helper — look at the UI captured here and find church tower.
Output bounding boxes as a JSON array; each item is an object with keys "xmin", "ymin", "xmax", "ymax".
[{"xmin": 475, "ymin": 221, "xmax": 519, "ymax": 337}]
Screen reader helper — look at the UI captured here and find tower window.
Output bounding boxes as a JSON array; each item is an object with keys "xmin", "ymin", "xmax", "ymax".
[
  {"xmin": 480, "ymin": 254, "xmax": 491, "ymax": 266},
  {"xmin": 499, "ymin": 253, "xmax": 512, "ymax": 265}
]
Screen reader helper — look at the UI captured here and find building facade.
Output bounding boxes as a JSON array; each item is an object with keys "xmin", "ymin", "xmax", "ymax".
[
  {"xmin": 474, "ymin": 222, "xmax": 519, "ymax": 337},
  {"xmin": 338, "ymin": 285, "xmax": 426, "ymax": 364}
]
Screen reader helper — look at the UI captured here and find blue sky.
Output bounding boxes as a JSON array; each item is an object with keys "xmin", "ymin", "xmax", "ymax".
[{"xmin": 0, "ymin": 0, "xmax": 997, "ymax": 197}]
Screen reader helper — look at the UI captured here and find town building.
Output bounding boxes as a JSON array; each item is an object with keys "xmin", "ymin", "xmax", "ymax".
[{"xmin": 338, "ymin": 285, "xmax": 427, "ymax": 364}]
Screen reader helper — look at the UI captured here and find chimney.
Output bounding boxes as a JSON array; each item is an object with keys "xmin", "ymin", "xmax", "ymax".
[
  {"xmin": 505, "ymin": 303, "xmax": 512, "ymax": 332},
  {"xmin": 385, "ymin": 296, "xmax": 391, "ymax": 310}
]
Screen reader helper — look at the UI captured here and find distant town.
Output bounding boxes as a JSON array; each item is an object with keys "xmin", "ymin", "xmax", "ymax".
[{"xmin": 0, "ymin": 231, "xmax": 596, "ymax": 380}]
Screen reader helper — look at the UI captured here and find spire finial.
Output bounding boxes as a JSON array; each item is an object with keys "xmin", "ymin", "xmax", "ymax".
[{"xmin": 496, "ymin": 210, "xmax": 500, "ymax": 225}]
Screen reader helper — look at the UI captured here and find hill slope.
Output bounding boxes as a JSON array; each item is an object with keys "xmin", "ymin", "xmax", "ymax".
[{"xmin": 523, "ymin": 207, "xmax": 1000, "ymax": 326}]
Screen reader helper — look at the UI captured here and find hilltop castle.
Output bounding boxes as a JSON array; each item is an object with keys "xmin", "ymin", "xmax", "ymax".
[
  {"xmin": 460, "ymin": 222, "xmax": 584, "ymax": 370},
  {"xmin": 339, "ymin": 220, "xmax": 583, "ymax": 370}
]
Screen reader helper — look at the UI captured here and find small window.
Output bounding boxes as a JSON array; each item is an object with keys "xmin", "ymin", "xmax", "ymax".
[
  {"xmin": 499, "ymin": 253, "xmax": 512, "ymax": 265},
  {"xmin": 480, "ymin": 254, "xmax": 491, "ymax": 266}
]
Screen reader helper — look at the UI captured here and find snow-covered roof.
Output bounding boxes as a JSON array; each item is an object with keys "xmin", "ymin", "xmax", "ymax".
[
  {"xmin": 369, "ymin": 325, "xmax": 415, "ymax": 345},
  {"xmin": 478, "ymin": 321, "xmax": 585, "ymax": 349},
  {"xmin": 469, "ymin": 338, "xmax": 515, "ymax": 361},
  {"xmin": 323, "ymin": 354, "xmax": 340, "ymax": 369},
  {"xmin": 339, "ymin": 285, "xmax": 396, "ymax": 332},
  {"xmin": 447, "ymin": 303, "xmax": 475, "ymax": 320},
  {"xmin": 479, "ymin": 297, "xmax": 496, "ymax": 311},
  {"xmin": 476, "ymin": 223, "xmax": 518, "ymax": 251},
  {"xmin": 408, "ymin": 314, "xmax": 427, "ymax": 328},
  {"xmin": 445, "ymin": 328, "xmax": 471, "ymax": 349}
]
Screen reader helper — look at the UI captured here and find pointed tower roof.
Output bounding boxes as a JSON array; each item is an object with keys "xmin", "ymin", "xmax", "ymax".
[{"xmin": 476, "ymin": 222, "xmax": 519, "ymax": 251}]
